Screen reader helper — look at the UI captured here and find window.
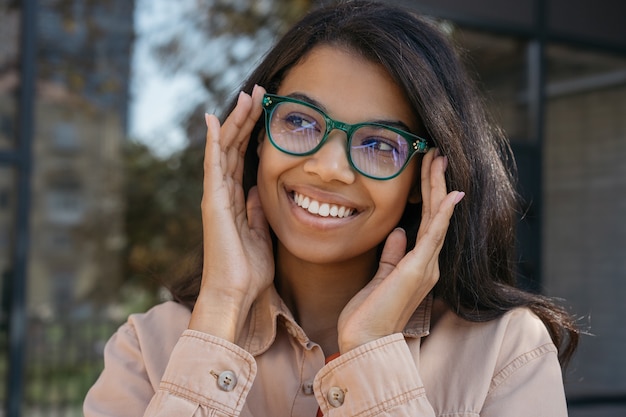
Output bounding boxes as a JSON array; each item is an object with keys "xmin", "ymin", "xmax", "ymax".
[
  {"xmin": 45, "ymin": 181, "xmax": 84, "ymax": 225},
  {"xmin": 51, "ymin": 122, "xmax": 80, "ymax": 152}
]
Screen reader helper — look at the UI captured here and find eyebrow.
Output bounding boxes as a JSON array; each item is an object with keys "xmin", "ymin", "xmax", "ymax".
[{"xmin": 284, "ymin": 92, "xmax": 415, "ymax": 134}]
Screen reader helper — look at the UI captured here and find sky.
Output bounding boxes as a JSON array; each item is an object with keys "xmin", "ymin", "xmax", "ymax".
[
  {"xmin": 129, "ymin": 0, "xmax": 206, "ymax": 157},
  {"xmin": 128, "ymin": 0, "xmax": 286, "ymax": 158}
]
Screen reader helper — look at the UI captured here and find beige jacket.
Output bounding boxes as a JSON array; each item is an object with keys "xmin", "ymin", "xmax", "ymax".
[{"xmin": 84, "ymin": 287, "xmax": 568, "ymax": 417}]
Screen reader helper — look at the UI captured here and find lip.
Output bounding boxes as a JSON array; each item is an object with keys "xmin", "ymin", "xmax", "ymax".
[{"xmin": 283, "ymin": 185, "xmax": 362, "ymax": 229}]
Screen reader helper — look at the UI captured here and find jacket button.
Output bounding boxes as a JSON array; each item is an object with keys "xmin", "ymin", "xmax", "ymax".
[
  {"xmin": 327, "ymin": 386, "xmax": 345, "ymax": 407},
  {"xmin": 302, "ymin": 381, "xmax": 314, "ymax": 395},
  {"xmin": 217, "ymin": 370, "xmax": 237, "ymax": 392}
]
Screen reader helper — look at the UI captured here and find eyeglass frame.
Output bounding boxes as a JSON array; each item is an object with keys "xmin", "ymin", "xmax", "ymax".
[{"xmin": 261, "ymin": 93, "xmax": 431, "ymax": 180}]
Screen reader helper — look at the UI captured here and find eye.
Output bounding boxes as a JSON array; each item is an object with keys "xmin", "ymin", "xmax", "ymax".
[
  {"xmin": 282, "ymin": 112, "xmax": 321, "ymax": 133},
  {"xmin": 359, "ymin": 137, "xmax": 400, "ymax": 153}
]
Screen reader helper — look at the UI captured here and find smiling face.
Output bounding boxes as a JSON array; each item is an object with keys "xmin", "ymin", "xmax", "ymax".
[{"xmin": 257, "ymin": 45, "xmax": 421, "ymax": 266}]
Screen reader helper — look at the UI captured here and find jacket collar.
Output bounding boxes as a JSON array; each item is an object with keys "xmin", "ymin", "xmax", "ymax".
[{"xmin": 237, "ymin": 285, "xmax": 433, "ymax": 356}]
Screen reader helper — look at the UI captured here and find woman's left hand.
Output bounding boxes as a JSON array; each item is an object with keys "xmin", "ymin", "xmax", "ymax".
[{"xmin": 337, "ymin": 149, "xmax": 464, "ymax": 354}]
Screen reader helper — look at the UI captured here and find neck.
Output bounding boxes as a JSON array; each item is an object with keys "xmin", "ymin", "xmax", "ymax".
[{"xmin": 275, "ymin": 242, "xmax": 378, "ymax": 356}]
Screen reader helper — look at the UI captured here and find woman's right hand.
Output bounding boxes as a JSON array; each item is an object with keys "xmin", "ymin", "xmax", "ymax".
[{"xmin": 188, "ymin": 85, "xmax": 274, "ymax": 343}]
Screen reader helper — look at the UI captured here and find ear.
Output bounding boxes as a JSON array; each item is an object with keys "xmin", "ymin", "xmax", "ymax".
[{"xmin": 408, "ymin": 179, "xmax": 422, "ymax": 204}]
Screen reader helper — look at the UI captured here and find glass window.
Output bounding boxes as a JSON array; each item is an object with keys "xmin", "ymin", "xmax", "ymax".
[
  {"xmin": 51, "ymin": 122, "xmax": 81, "ymax": 153},
  {"xmin": 45, "ymin": 181, "xmax": 84, "ymax": 225}
]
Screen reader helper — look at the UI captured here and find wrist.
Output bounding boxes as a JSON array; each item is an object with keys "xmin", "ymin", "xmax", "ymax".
[{"xmin": 188, "ymin": 292, "xmax": 251, "ymax": 342}]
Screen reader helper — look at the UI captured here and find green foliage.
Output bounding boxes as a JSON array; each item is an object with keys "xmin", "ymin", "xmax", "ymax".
[{"xmin": 122, "ymin": 140, "xmax": 204, "ymax": 291}]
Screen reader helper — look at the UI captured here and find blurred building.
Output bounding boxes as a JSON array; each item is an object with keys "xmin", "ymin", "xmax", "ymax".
[
  {"xmin": 1, "ymin": 0, "xmax": 132, "ymax": 414},
  {"xmin": 1, "ymin": 1, "xmax": 131, "ymax": 315}
]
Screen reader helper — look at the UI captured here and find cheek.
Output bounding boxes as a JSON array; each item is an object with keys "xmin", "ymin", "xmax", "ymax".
[
  {"xmin": 372, "ymin": 184, "xmax": 412, "ymax": 221},
  {"xmin": 373, "ymin": 166, "xmax": 419, "ymax": 222}
]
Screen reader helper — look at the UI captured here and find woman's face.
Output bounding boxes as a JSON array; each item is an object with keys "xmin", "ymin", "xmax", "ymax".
[{"xmin": 257, "ymin": 45, "xmax": 421, "ymax": 265}]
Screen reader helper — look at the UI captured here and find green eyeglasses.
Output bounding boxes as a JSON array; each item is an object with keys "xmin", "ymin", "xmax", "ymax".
[{"xmin": 262, "ymin": 94, "xmax": 430, "ymax": 180}]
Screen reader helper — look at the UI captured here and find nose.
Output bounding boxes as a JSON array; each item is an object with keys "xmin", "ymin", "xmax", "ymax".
[{"xmin": 302, "ymin": 131, "xmax": 356, "ymax": 184}]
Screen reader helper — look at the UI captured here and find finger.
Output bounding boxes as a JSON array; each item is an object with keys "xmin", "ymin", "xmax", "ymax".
[
  {"xmin": 428, "ymin": 152, "xmax": 449, "ymax": 219},
  {"xmin": 218, "ymin": 92, "xmax": 252, "ymax": 149},
  {"xmin": 372, "ymin": 223, "xmax": 439, "ymax": 323},
  {"xmin": 419, "ymin": 148, "xmax": 438, "ymax": 222},
  {"xmin": 219, "ymin": 86, "xmax": 266, "ymax": 183},
  {"xmin": 233, "ymin": 86, "xmax": 267, "ymax": 181},
  {"xmin": 203, "ymin": 113, "xmax": 223, "ymax": 189},
  {"xmin": 221, "ymin": 85, "xmax": 266, "ymax": 154},
  {"xmin": 416, "ymin": 190, "xmax": 463, "ymax": 285},
  {"xmin": 412, "ymin": 190, "xmax": 464, "ymax": 265},
  {"xmin": 375, "ymin": 227, "xmax": 408, "ymax": 279},
  {"xmin": 234, "ymin": 85, "xmax": 266, "ymax": 154}
]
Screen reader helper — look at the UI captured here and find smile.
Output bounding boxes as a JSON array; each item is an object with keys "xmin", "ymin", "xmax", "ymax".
[{"xmin": 292, "ymin": 191, "xmax": 355, "ymax": 218}]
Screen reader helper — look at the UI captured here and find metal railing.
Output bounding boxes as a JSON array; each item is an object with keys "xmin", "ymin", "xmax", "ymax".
[{"xmin": 1, "ymin": 313, "xmax": 120, "ymax": 416}]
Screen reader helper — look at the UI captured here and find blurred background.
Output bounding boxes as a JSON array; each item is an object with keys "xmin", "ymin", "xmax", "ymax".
[{"xmin": 1, "ymin": 0, "xmax": 625, "ymax": 416}]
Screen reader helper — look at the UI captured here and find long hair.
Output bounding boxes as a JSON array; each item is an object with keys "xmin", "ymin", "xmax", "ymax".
[{"xmin": 169, "ymin": 0, "xmax": 578, "ymax": 366}]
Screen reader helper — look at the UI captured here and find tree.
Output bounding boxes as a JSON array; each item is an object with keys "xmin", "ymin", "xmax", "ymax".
[
  {"xmin": 122, "ymin": 141, "xmax": 203, "ymax": 295},
  {"xmin": 140, "ymin": 0, "xmax": 315, "ymax": 145}
]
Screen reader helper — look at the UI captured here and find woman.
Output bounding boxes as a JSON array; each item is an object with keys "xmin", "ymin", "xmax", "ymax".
[{"xmin": 84, "ymin": 1, "xmax": 578, "ymax": 416}]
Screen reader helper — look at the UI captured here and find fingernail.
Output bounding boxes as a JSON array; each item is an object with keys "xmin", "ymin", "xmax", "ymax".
[
  {"xmin": 204, "ymin": 113, "xmax": 211, "ymax": 128},
  {"xmin": 393, "ymin": 227, "xmax": 406, "ymax": 234},
  {"xmin": 442, "ymin": 155, "xmax": 448, "ymax": 172},
  {"xmin": 433, "ymin": 147, "xmax": 441, "ymax": 158},
  {"xmin": 453, "ymin": 191, "xmax": 465, "ymax": 204},
  {"xmin": 252, "ymin": 84, "xmax": 259, "ymax": 96}
]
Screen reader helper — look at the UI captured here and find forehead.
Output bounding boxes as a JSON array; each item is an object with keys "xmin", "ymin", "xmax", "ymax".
[{"xmin": 276, "ymin": 45, "xmax": 418, "ymax": 132}]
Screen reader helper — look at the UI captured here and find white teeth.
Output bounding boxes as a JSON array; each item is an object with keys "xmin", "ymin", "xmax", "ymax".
[
  {"xmin": 308, "ymin": 200, "xmax": 319, "ymax": 214},
  {"xmin": 318, "ymin": 203, "xmax": 330, "ymax": 217},
  {"xmin": 292, "ymin": 192, "xmax": 354, "ymax": 218}
]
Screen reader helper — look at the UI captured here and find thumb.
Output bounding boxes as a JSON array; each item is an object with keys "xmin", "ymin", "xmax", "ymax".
[{"xmin": 376, "ymin": 228, "xmax": 408, "ymax": 278}]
